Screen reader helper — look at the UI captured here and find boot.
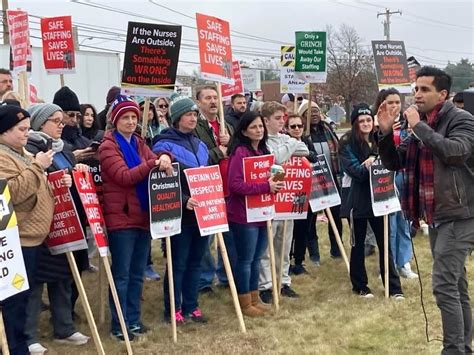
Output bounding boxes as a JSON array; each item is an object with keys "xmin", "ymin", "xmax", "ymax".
[
  {"xmin": 250, "ymin": 290, "xmax": 271, "ymax": 313},
  {"xmin": 238, "ymin": 293, "xmax": 264, "ymax": 317}
]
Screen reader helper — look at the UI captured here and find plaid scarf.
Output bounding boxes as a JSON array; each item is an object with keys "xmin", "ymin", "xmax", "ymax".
[
  {"xmin": 402, "ymin": 103, "xmax": 443, "ymax": 225},
  {"xmin": 309, "ymin": 123, "xmax": 341, "ymax": 176}
]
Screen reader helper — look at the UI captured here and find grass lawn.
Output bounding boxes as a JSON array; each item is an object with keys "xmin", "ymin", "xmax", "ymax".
[{"xmin": 36, "ymin": 221, "xmax": 473, "ymax": 354}]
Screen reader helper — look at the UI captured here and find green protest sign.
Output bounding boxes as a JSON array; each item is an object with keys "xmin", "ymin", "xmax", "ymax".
[{"xmin": 294, "ymin": 31, "xmax": 327, "ymax": 83}]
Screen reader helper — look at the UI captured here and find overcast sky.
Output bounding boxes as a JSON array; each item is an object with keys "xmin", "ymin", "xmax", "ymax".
[{"xmin": 10, "ymin": 0, "xmax": 474, "ymax": 74}]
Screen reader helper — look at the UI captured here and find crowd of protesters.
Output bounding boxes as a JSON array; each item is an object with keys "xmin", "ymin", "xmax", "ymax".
[{"xmin": 0, "ymin": 65, "xmax": 472, "ymax": 354}]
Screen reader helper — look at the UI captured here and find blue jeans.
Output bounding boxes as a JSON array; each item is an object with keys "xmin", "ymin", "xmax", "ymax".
[
  {"xmin": 1, "ymin": 246, "xmax": 39, "ymax": 355},
  {"xmin": 230, "ymin": 222, "xmax": 268, "ymax": 294},
  {"xmin": 164, "ymin": 225, "xmax": 209, "ymax": 316},
  {"xmin": 389, "ymin": 210, "xmax": 412, "ymax": 268},
  {"xmin": 216, "ymin": 230, "xmax": 237, "ymax": 285},
  {"xmin": 108, "ymin": 228, "xmax": 151, "ymax": 332}
]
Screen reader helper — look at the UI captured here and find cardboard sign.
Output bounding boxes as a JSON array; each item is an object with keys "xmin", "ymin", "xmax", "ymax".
[
  {"xmin": 371, "ymin": 40, "xmax": 411, "ymax": 93},
  {"xmin": 6, "ymin": 10, "xmax": 30, "ymax": 73},
  {"xmin": 184, "ymin": 165, "xmax": 228, "ymax": 236},
  {"xmin": 308, "ymin": 154, "xmax": 341, "ymax": 212},
  {"xmin": 243, "ymin": 154, "xmax": 275, "ymax": 223},
  {"xmin": 280, "ymin": 45, "xmax": 309, "ymax": 94},
  {"xmin": 274, "ymin": 157, "xmax": 312, "ymax": 220},
  {"xmin": 196, "ymin": 13, "xmax": 233, "ymax": 85},
  {"xmin": 149, "ymin": 163, "xmax": 182, "ymax": 239},
  {"xmin": 121, "ymin": 22, "xmax": 182, "ymax": 96},
  {"xmin": 221, "ymin": 60, "xmax": 244, "ymax": 99},
  {"xmin": 0, "ymin": 180, "xmax": 29, "ymax": 301},
  {"xmin": 46, "ymin": 171, "xmax": 87, "ymax": 255},
  {"xmin": 369, "ymin": 159, "xmax": 401, "ymax": 216},
  {"xmin": 294, "ymin": 31, "xmax": 327, "ymax": 83},
  {"xmin": 40, "ymin": 16, "xmax": 75, "ymax": 75},
  {"xmin": 72, "ymin": 171, "xmax": 108, "ymax": 257}
]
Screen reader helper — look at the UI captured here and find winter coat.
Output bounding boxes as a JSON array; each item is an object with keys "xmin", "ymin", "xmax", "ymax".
[{"xmin": 193, "ymin": 115, "xmax": 234, "ymax": 165}]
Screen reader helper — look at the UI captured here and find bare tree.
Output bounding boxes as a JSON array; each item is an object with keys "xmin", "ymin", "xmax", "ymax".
[{"xmin": 325, "ymin": 24, "xmax": 378, "ymax": 122}]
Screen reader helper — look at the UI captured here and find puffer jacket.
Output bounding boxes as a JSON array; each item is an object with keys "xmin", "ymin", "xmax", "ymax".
[
  {"xmin": 378, "ymin": 100, "xmax": 474, "ymax": 223},
  {"xmin": 99, "ymin": 130, "xmax": 160, "ymax": 231}
]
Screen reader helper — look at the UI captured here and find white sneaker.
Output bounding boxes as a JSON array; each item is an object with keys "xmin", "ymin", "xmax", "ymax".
[
  {"xmin": 398, "ymin": 263, "xmax": 418, "ymax": 279},
  {"xmin": 28, "ymin": 342, "xmax": 48, "ymax": 354},
  {"xmin": 54, "ymin": 332, "xmax": 90, "ymax": 345},
  {"xmin": 390, "ymin": 293, "xmax": 406, "ymax": 301}
]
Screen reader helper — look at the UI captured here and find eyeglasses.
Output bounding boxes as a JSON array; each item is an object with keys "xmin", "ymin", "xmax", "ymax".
[
  {"xmin": 47, "ymin": 118, "xmax": 65, "ymax": 126},
  {"xmin": 158, "ymin": 104, "xmax": 168, "ymax": 109},
  {"xmin": 289, "ymin": 124, "xmax": 304, "ymax": 129},
  {"xmin": 66, "ymin": 112, "xmax": 81, "ymax": 118}
]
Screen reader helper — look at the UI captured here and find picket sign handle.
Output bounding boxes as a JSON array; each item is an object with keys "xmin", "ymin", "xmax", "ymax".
[
  {"xmin": 383, "ymin": 215, "xmax": 389, "ymax": 299},
  {"xmin": 141, "ymin": 97, "xmax": 151, "ymax": 139},
  {"xmin": 325, "ymin": 208, "xmax": 350, "ymax": 273},
  {"xmin": 0, "ymin": 309, "xmax": 9, "ymax": 355},
  {"xmin": 60, "ymin": 74, "xmax": 65, "ymax": 88},
  {"xmin": 277, "ymin": 221, "xmax": 288, "ymax": 292},
  {"xmin": 217, "ymin": 232, "xmax": 246, "ymax": 333},
  {"xmin": 293, "ymin": 93, "xmax": 299, "ymax": 114},
  {"xmin": 266, "ymin": 220, "xmax": 279, "ymax": 311},
  {"xmin": 98, "ymin": 259, "xmax": 106, "ymax": 324},
  {"xmin": 216, "ymin": 83, "xmax": 226, "ymax": 135},
  {"xmin": 66, "ymin": 252, "xmax": 105, "ymax": 355},
  {"xmin": 165, "ymin": 237, "xmax": 177, "ymax": 343},
  {"xmin": 305, "ymin": 84, "xmax": 312, "ymax": 136},
  {"xmin": 102, "ymin": 256, "xmax": 133, "ymax": 354}
]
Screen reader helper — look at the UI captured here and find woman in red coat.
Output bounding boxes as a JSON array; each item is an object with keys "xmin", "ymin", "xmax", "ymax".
[{"xmin": 99, "ymin": 95, "xmax": 172, "ymax": 341}]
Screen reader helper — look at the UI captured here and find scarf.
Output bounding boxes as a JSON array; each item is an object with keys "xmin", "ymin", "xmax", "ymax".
[
  {"xmin": 0, "ymin": 144, "xmax": 33, "ymax": 166},
  {"xmin": 402, "ymin": 103, "xmax": 443, "ymax": 225},
  {"xmin": 28, "ymin": 131, "xmax": 64, "ymax": 153},
  {"xmin": 309, "ymin": 122, "xmax": 341, "ymax": 176},
  {"xmin": 113, "ymin": 131, "xmax": 149, "ymax": 212}
]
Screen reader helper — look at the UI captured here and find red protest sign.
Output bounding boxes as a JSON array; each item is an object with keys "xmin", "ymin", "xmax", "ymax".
[
  {"xmin": 243, "ymin": 154, "xmax": 275, "ymax": 222},
  {"xmin": 6, "ymin": 10, "xmax": 29, "ymax": 73},
  {"xmin": 40, "ymin": 16, "xmax": 75, "ymax": 74},
  {"xmin": 274, "ymin": 157, "xmax": 312, "ymax": 220},
  {"xmin": 184, "ymin": 165, "xmax": 228, "ymax": 236},
  {"xmin": 221, "ymin": 60, "xmax": 244, "ymax": 99},
  {"xmin": 72, "ymin": 171, "xmax": 109, "ymax": 257},
  {"xmin": 29, "ymin": 84, "xmax": 38, "ymax": 103},
  {"xmin": 46, "ymin": 171, "xmax": 87, "ymax": 255},
  {"xmin": 196, "ymin": 13, "xmax": 233, "ymax": 84}
]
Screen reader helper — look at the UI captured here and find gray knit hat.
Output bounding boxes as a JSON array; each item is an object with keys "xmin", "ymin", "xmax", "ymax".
[
  {"xmin": 169, "ymin": 92, "xmax": 198, "ymax": 123},
  {"xmin": 28, "ymin": 103, "xmax": 63, "ymax": 131}
]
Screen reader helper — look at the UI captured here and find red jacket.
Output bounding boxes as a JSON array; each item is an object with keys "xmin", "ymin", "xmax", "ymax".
[{"xmin": 99, "ymin": 130, "xmax": 157, "ymax": 232}]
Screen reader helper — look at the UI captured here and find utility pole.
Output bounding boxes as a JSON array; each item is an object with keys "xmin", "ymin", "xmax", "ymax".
[
  {"xmin": 377, "ymin": 8, "xmax": 402, "ymax": 41},
  {"xmin": 2, "ymin": 0, "xmax": 9, "ymax": 44}
]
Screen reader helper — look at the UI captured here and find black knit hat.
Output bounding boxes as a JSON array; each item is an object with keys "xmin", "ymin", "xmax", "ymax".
[
  {"xmin": 0, "ymin": 103, "xmax": 30, "ymax": 134},
  {"xmin": 350, "ymin": 103, "xmax": 372, "ymax": 125},
  {"xmin": 53, "ymin": 86, "xmax": 81, "ymax": 111}
]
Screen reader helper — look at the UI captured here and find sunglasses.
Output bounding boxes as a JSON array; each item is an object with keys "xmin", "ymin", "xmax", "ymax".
[
  {"xmin": 289, "ymin": 124, "xmax": 304, "ymax": 129},
  {"xmin": 66, "ymin": 112, "xmax": 82, "ymax": 118},
  {"xmin": 158, "ymin": 104, "xmax": 169, "ymax": 109}
]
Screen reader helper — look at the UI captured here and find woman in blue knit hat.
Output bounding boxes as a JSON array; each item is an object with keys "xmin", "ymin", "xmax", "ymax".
[{"xmin": 153, "ymin": 93, "xmax": 209, "ymax": 324}]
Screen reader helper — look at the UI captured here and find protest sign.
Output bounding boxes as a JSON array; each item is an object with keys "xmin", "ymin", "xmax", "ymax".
[
  {"xmin": 149, "ymin": 163, "xmax": 182, "ymax": 239},
  {"xmin": 121, "ymin": 22, "xmax": 182, "ymax": 96},
  {"xmin": 280, "ymin": 45, "xmax": 309, "ymax": 94},
  {"xmin": 40, "ymin": 16, "xmax": 75, "ymax": 75},
  {"xmin": 241, "ymin": 68, "xmax": 261, "ymax": 91},
  {"xmin": 29, "ymin": 83, "xmax": 38, "ymax": 103},
  {"xmin": 308, "ymin": 154, "xmax": 341, "ymax": 212},
  {"xmin": 196, "ymin": 13, "xmax": 233, "ymax": 84},
  {"xmin": 243, "ymin": 154, "xmax": 275, "ymax": 223},
  {"xmin": 372, "ymin": 40, "xmax": 411, "ymax": 93},
  {"xmin": 369, "ymin": 159, "xmax": 401, "ymax": 216},
  {"xmin": 221, "ymin": 60, "xmax": 244, "ymax": 99},
  {"xmin": 6, "ymin": 10, "xmax": 29, "ymax": 74},
  {"xmin": 294, "ymin": 31, "xmax": 327, "ymax": 83},
  {"xmin": 274, "ymin": 157, "xmax": 312, "ymax": 220},
  {"xmin": 175, "ymin": 86, "xmax": 192, "ymax": 97},
  {"xmin": 185, "ymin": 165, "xmax": 228, "ymax": 236},
  {"xmin": 0, "ymin": 180, "xmax": 29, "ymax": 301},
  {"xmin": 72, "ymin": 171, "xmax": 108, "ymax": 257},
  {"xmin": 46, "ymin": 171, "xmax": 87, "ymax": 255},
  {"xmin": 407, "ymin": 55, "xmax": 421, "ymax": 85}
]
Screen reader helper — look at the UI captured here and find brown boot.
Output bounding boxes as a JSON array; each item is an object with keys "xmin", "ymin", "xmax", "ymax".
[
  {"xmin": 238, "ymin": 293, "xmax": 264, "ymax": 317},
  {"xmin": 250, "ymin": 290, "xmax": 271, "ymax": 313}
]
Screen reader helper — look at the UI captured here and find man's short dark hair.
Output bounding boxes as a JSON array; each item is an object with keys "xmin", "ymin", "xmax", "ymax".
[
  {"xmin": 231, "ymin": 93, "xmax": 245, "ymax": 104},
  {"xmin": 453, "ymin": 92, "xmax": 464, "ymax": 103},
  {"xmin": 196, "ymin": 85, "xmax": 217, "ymax": 100},
  {"xmin": 416, "ymin": 66, "xmax": 452, "ymax": 97},
  {"xmin": 0, "ymin": 68, "xmax": 11, "ymax": 76}
]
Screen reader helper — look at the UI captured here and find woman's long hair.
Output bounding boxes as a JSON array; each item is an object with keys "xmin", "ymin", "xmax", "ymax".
[
  {"xmin": 79, "ymin": 103, "xmax": 99, "ymax": 139},
  {"xmin": 228, "ymin": 111, "xmax": 269, "ymax": 156}
]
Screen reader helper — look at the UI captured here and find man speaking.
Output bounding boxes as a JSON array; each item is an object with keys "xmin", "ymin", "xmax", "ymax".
[{"xmin": 377, "ymin": 67, "xmax": 474, "ymax": 354}]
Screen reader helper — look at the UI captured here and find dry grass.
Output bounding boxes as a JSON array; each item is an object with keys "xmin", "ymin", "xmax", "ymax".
[{"xmin": 36, "ymin": 221, "xmax": 473, "ymax": 354}]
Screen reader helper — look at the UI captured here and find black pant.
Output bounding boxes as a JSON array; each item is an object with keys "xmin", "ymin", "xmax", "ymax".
[
  {"xmin": 350, "ymin": 217, "xmax": 402, "ymax": 294},
  {"xmin": 292, "ymin": 210, "xmax": 315, "ymax": 265}
]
